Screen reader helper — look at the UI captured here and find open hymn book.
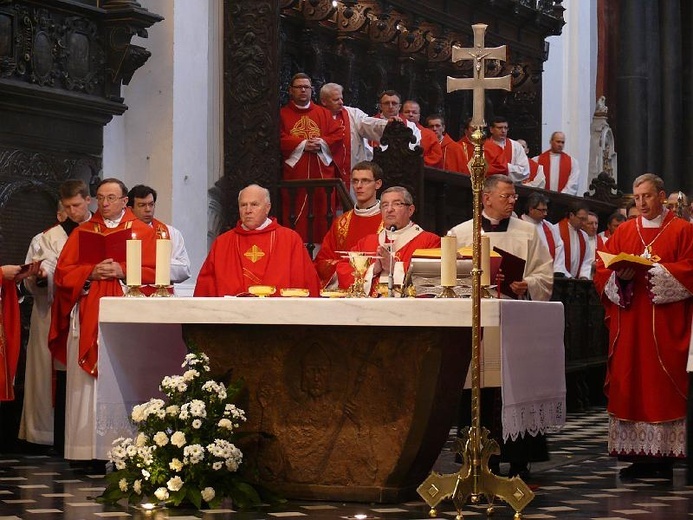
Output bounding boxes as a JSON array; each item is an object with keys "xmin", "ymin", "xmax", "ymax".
[{"xmin": 598, "ymin": 251, "xmax": 653, "ymax": 271}]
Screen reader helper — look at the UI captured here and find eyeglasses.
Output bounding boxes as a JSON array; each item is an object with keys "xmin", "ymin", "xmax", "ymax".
[
  {"xmin": 291, "ymin": 85, "xmax": 312, "ymax": 90},
  {"xmin": 96, "ymin": 195, "xmax": 124, "ymax": 204},
  {"xmin": 381, "ymin": 201, "xmax": 411, "ymax": 210},
  {"xmin": 496, "ymin": 193, "xmax": 518, "ymax": 201},
  {"xmin": 351, "ymin": 179, "xmax": 375, "ymax": 186}
]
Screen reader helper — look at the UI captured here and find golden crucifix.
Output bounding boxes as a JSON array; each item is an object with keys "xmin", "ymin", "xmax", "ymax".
[{"xmin": 417, "ymin": 23, "xmax": 534, "ymax": 520}]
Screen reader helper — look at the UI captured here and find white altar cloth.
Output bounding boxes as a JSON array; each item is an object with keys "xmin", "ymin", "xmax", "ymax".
[{"xmin": 94, "ymin": 297, "xmax": 564, "ymax": 458}]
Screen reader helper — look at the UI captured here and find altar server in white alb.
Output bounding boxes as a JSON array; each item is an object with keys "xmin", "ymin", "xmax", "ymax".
[
  {"xmin": 449, "ymin": 174, "xmax": 553, "ymax": 301},
  {"xmin": 19, "ymin": 179, "xmax": 92, "ymax": 447},
  {"xmin": 127, "ymin": 184, "xmax": 191, "ymax": 286}
]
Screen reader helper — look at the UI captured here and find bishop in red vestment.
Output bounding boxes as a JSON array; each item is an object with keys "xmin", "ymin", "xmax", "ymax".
[
  {"xmin": 335, "ymin": 186, "xmax": 441, "ymax": 295},
  {"xmin": 280, "ymin": 74, "xmax": 344, "ymax": 242},
  {"xmin": 314, "ymin": 161, "xmax": 383, "ymax": 288},
  {"xmin": 194, "ymin": 184, "xmax": 320, "ymax": 297},
  {"xmin": 594, "ymin": 174, "xmax": 693, "ymax": 477}
]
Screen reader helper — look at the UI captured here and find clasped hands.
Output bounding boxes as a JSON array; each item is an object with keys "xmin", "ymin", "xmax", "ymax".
[
  {"xmin": 89, "ymin": 258, "xmax": 125, "ymax": 281},
  {"xmin": 304, "ymin": 137, "xmax": 324, "ymax": 153},
  {"xmin": 372, "ymin": 245, "xmax": 395, "ymax": 277}
]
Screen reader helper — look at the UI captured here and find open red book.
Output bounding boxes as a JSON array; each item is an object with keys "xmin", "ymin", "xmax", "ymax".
[
  {"xmin": 78, "ymin": 228, "xmax": 131, "ymax": 264},
  {"xmin": 493, "ymin": 245, "xmax": 526, "ymax": 299}
]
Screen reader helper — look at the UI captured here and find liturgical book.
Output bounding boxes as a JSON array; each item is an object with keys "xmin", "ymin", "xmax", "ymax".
[
  {"xmin": 78, "ymin": 228, "xmax": 131, "ymax": 264},
  {"xmin": 598, "ymin": 251, "xmax": 653, "ymax": 271},
  {"xmin": 493, "ymin": 246, "xmax": 526, "ymax": 299}
]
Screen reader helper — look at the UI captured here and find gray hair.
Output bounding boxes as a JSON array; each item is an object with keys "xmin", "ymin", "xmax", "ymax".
[
  {"xmin": 319, "ymin": 82, "xmax": 343, "ymax": 102},
  {"xmin": 238, "ymin": 184, "xmax": 271, "ymax": 204},
  {"xmin": 633, "ymin": 173, "xmax": 665, "ymax": 193},
  {"xmin": 483, "ymin": 174, "xmax": 514, "ymax": 194},
  {"xmin": 381, "ymin": 186, "xmax": 413, "ymax": 205}
]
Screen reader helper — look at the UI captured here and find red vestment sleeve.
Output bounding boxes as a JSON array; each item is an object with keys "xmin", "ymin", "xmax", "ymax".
[{"xmin": 0, "ymin": 278, "xmax": 21, "ymax": 400}]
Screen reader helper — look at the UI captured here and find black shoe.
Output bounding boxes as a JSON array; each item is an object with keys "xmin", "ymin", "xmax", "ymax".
[{"xmin": 619, "ymin": 462, "xmax": 673, "ymax": 479}]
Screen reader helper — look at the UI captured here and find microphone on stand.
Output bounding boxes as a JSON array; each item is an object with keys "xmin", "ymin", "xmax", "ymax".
[{"xmin": 387, "ymin": 225, "xmax": 397, "ymax": 297}]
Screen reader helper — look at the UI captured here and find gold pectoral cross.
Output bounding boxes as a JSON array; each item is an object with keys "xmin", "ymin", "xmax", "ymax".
[
  {"xmin": 244, "ymin": 244, "xmax": 265, "ymax": 263},
  {"xmin": 447, "ymin": 23, "xmax": 512, "ymax": 127}
]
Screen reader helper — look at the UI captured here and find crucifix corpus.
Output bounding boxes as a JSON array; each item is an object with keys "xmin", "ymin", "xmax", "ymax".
[
  {"xmin": 417, "ymin": 23, "xmax": 535, "ymax": 520},
  {"xmin": 447, "ymin": 23, "xmax": 512, "ymax": 127}
]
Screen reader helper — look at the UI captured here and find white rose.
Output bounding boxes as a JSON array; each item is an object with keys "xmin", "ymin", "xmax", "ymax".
[
  {"xmin": 154, "ymin": 487, "xmax": 169, "ymax": 501},
  {"xmin": 171, "ymin": 431, "xmax": 186, "ymax": 448},
  {"xmin": 118, "ymin": 478, "xmax": 128, "ymax": 492},
  {"xmin": 218, "ymin": 418, "xmax": 232, "ymax": 430},
  {"xmin": 169, "ymin": 458, "xmax": 184, "ymax": 472},
  {"xmin": 153, "ymin": 432, "xmax": 169, "ymax": 447},
  {"xmin": 167, "ymin": 476, "xmax": 184, "ymax": 492},
  {"xmin": 201, "ymin": 487, "xmax": 215, "ymax": 503}
]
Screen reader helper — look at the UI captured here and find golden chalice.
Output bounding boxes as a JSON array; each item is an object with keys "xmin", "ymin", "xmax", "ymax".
[{"xmin": 347, "ymin": 252, "xmax": 371, "ymax": 298}]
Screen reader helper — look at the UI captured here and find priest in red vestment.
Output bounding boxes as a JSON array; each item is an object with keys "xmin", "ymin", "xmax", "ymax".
[
  {"xmin": 457, "ymin": 118, "xmax": 507, "ymax": 176},
  {"xmin": 280, "ymin": 73, "xmax": 344, "ymax": 243},
  {"xmin": 48, "ymin": 178, "xmax": 157, "ymax": 460},
  {"xmin": 314, "ymin": 161, "xmax": 383, "ymax": 288},
  {"xmin": 336, "ymin": 186, "xmax": 441, "ymax": 295},
  {"xmin": 594, "ymin": 173, "xmax": 693, "ymax": 479},
  {"xmin": 426, "ymin": 114, "xmax": 468, "ymax": 174},
  {"xmin": 194, "ymin": 184, "xmax": 320, "ymax": 297},
  {"xmin": 484, "ymin": 116, "xmax": 530, "ymax": 182},
  {"xmin": 534, "ymin": 131, "xmax": 580, "ymax": 195},
  {"xmin": 1, "ymin": 262, "xmax": 40, "ymax": 400}
]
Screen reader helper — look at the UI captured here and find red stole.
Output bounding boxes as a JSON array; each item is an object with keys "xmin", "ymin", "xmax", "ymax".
[
  {"xmin": 151, "ymin": 218, "xmax": 170, "ymax": 239},
  {"xmin": 526, "ymin": 158, "xmax": 541, "ymax": 183},
  {"xmin": 0, "ymin": 278, "xmax": 21, "ymax": 400},
  {"xmin": 541, "ymin": 221, "xmax": 556, "ymax": 258},
  {"xmin": 558, "ymin": 218, "xmax": 585, "ymax": 275},
  {"xmin": 537, "ymin": 151, "xmax": 572, "ymax": 192}
]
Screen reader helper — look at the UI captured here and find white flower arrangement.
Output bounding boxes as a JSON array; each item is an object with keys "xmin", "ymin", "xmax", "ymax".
[{"xmin": 98, "ymin": 352, "xmax": 260, "ymax": 509}]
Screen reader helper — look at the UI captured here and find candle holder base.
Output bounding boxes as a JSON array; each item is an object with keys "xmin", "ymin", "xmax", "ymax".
[
  {"xmin": 481, "ymin": 285, "xmax": 493, "ymax": 299},
  {"xmin": 125, "ymin": 285, "xmax": 145, "ymax": 298},
  {"xmin": 151, "ymin": 285, "xmax": 173, "ymax": 297},
  {"xmin": 436, "ymin": 286, "xmax": 458, "ymax": 298}
]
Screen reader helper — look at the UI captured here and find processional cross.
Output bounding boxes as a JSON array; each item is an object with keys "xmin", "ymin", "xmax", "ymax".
[{"xmin": 417, "ymin": 23, "xmax": 535, "ymax": 520}]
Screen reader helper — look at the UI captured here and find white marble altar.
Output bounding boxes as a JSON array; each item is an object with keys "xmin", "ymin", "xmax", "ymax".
[{"xmin": 95, "ymin": 297, "xmax": 565, "ymax": 459}]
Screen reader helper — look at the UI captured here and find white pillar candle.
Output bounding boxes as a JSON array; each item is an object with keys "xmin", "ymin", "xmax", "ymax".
[
  {"xmin": 155, "ymin": 239, "xmax": 172, "ymax": 286},
  {"xmin": 440, "ymin": 235, "xmax": 457, "ymax": 287},
  {"xmin": 126, "ymin": 237, "xmax": 142, "ymax": 286},
  {"xmin": 481, "ymin": 235, "xmax": 491, "ymax": 286}
]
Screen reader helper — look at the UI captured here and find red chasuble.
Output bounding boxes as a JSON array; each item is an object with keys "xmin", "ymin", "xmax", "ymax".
[
  {"xmin": 280, "ymin": 101, "xmax": 344, "ymax": 242},
  {"xmin": 440, "ymin": 134, "xmax": 468, "ymax": 174},
  {"xmin": 537, "ymin": 151, "xmax": 572, "ymax": 192},
  {"xmin": 48, "ymin": 209, "xmax": 156, "ymax": 376},
  {"xmin": 194, "ymin": 218, "xmax": 321, "ymax": 297},
  {"xmin": 594, "ymin": 213, "xmax": 693, "ymax": 424},
  {"xmin": 458, "ymin": 137, "xmax": 507, "ymax": 175},
  {"xmin": 331, "ymin": 108, "xmax": 351, "ymax": 186},
  {"xmin": 314, "ymin": 209, "xmax": 383, "ymax": 288},
  {"xmin": 0, "ymin": 277, "xmax": 21, "ymax": 400}
]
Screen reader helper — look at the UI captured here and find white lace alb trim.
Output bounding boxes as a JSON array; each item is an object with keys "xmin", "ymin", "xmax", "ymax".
[
  {"xmin": 604, "ymin": 271, "xmax": 624, "ymax": 307},
  {"xmin": 608, "ymin": 416, "xmax": 686, "ymax": 457},
  {"xmin": 502, "ymin": 398, "xmax": 566, "ymax": 442},
  {"xmin": 649, "ymin": 263, "xmax": 692, "ymax": 304}
]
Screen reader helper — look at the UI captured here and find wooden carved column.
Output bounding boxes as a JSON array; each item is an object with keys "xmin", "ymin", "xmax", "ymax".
[{"xmin": 212, "ymin": 0, "xmax": 281, "ymax": 238}]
